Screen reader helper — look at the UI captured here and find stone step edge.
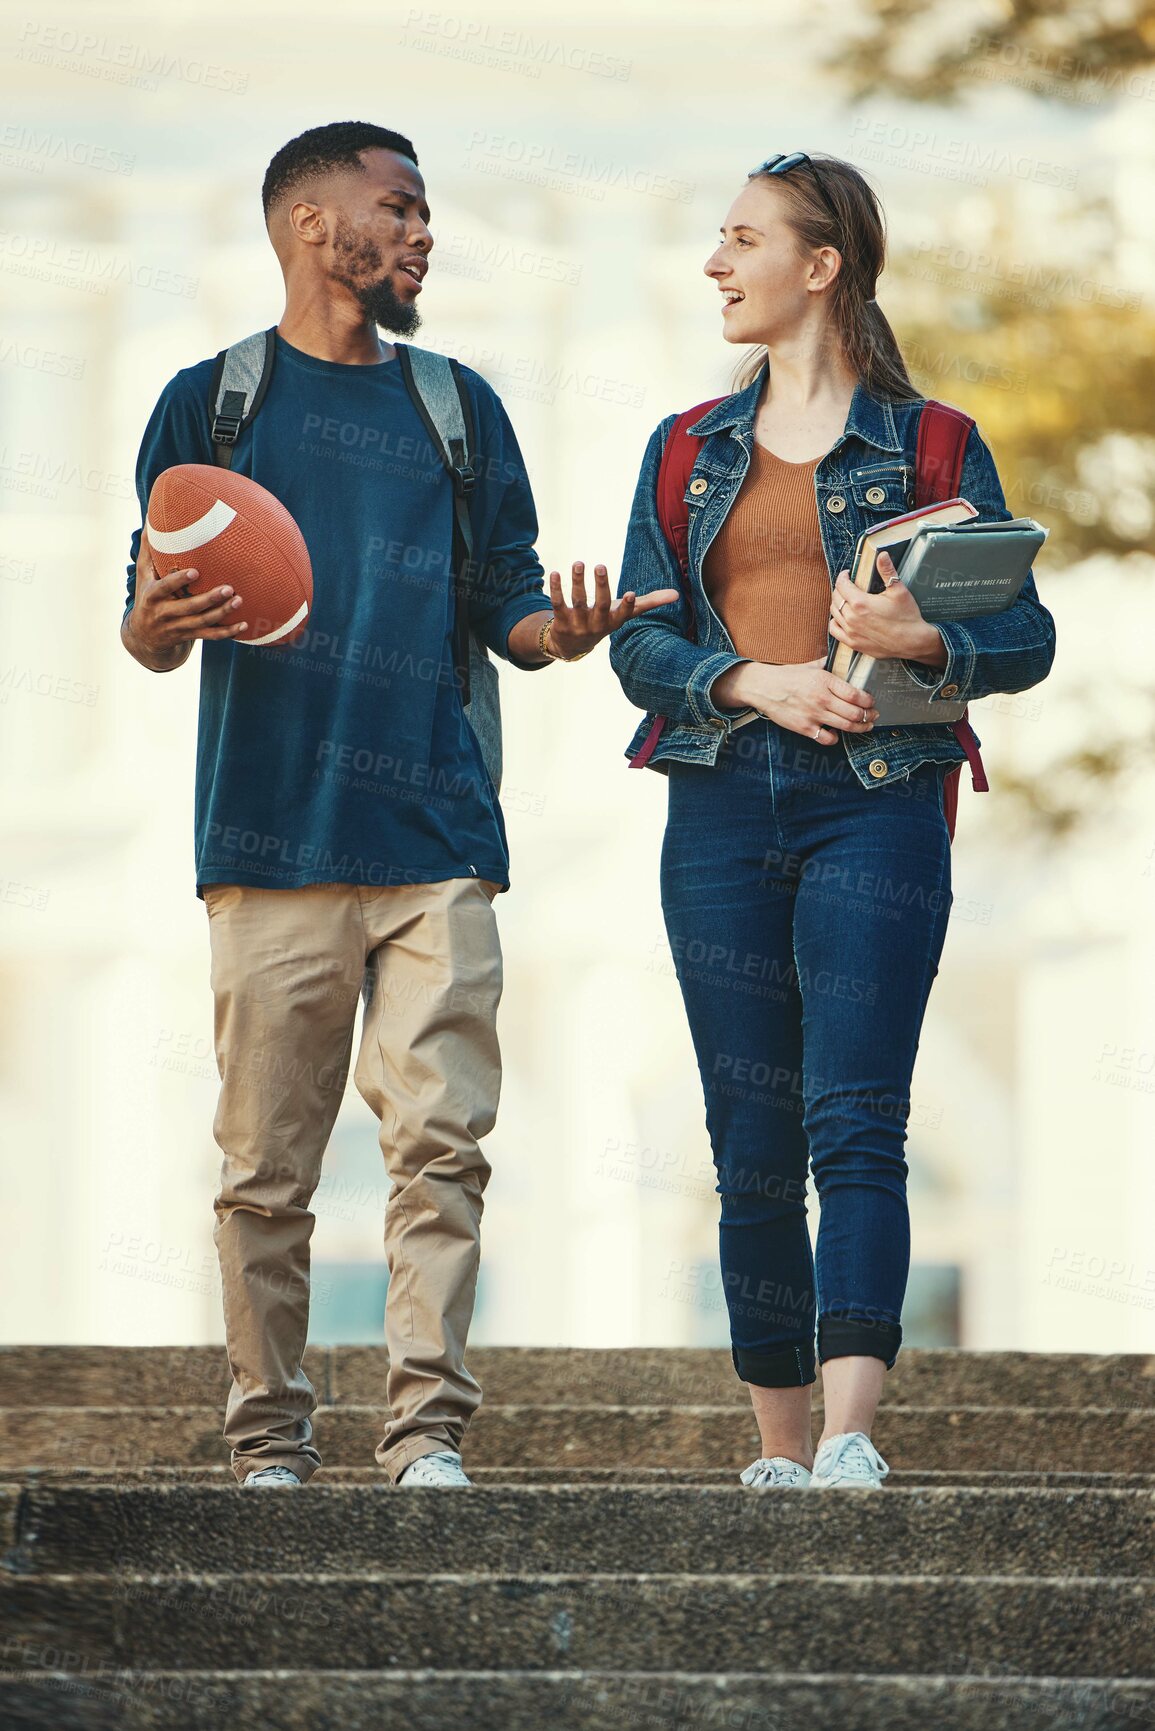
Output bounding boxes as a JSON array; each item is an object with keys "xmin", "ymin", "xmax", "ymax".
[
  {"xmin": 7, "ymin": 1481, "xmax": 1154, "ymax": 1499},
  {"xmin": 3, "ymin": 1402, "xmax": 1147, "ymax": 1416},
  {"xmin": 3, "ymin": 1667, "xmax": 1147, "ymax": 1683},
  {"xmin": 3, "ymin": 1667, "xmax": 1150, "ymax": 1714},
  {"xmin": 8, "ymin": 1570, "xmax": 1153, "ymax": 1586},
  {"xmin": 6, "ymin": 1468, "xmax": 1153, "ymax": 1486}
]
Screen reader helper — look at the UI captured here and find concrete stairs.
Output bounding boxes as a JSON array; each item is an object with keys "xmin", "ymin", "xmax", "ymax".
[{"xmin": 1, "ymin": 1345, "xmax": 1153, "ymax": 1727}]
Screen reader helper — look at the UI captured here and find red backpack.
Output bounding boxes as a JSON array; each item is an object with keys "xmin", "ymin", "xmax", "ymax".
[{"xmin": 629, "ymin": 397, "xmax": 989, "ymax": 843}]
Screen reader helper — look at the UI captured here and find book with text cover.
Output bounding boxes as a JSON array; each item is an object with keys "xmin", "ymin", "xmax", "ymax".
[
  {"xmin": 825, "ymin": 496, "xmax": 980, "ymax": 680},
  {"xmin": 846, "ymin": 516, "xmax": 1048, "ymax": 724}
]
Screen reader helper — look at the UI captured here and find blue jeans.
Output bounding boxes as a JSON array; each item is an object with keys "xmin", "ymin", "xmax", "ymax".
[{"xmin": 660, "ymin": 720, "xmax": 953, "ymax": 1386}]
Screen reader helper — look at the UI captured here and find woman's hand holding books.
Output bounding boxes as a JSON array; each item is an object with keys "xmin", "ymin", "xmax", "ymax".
[{"xmin": 827, "ymin": 552, "xmax": 948, "ymax": 669}]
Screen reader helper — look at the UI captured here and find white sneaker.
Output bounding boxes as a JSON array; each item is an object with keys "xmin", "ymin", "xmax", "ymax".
[
  {"xmin": 398, "ymin": 1449, "xmax": 472, "ymax": 1487},
  {"xmin": 740, "ymin": 1455, "xmax": 813, "ymax": 1488},
  {"xmin": 243, "ymin": 1465, "xmax": 302, "ymax": 1488},
  {"xmin": 808, "ymin": 1431, "xmax": 889, "ymax": 1489}
]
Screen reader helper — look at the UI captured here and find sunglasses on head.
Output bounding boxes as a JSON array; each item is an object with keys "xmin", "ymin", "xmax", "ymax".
[{"xmin": 747, "ymin": 152, "xmax": 841, "ymax": 229}]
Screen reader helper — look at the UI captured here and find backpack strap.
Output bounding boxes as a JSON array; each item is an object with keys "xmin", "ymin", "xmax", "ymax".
[
  {"xmin": 629, "ymin": 400, "xmax": 723, "ymax": 769},
  {"xmin": 915, "ymin": 399, "xmax": 988, "ymax": 840},
  {"xmin": 655, "ymin": 398, "xmax": 723, "ymax": 590},
  {"xmin": 914, "ymin": 399, "xmax": 974, "ymax": 512},
  {"xmin": 394, "ymin": 344, "xmax": 478, "ymax": 707},
  {"xmin": 207, "ymin": 328, "xmax": 277, "ymax": 469}
]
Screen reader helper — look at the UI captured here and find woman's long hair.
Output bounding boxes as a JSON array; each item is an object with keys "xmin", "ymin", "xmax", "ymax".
[{"xmin": 732, "ymin": 155, "xmax": 920, "ymax": 402}]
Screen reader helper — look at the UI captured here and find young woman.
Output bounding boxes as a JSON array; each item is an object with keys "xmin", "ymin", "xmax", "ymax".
[{"xmin": 609, "ymin": 153, "xmax": 1055, "ymax": 1490}]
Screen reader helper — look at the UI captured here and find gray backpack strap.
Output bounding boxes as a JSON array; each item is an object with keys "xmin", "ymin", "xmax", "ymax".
[
  {"xmin": 396, "ymin": 345, "xmax": 472, "ymax": 478},
  {"xmin": 207, "ymin": 327, "xmax": 277, "ymax": 468},
  {"xmin": 395, "ymin": 344, "xmax": 503, "ymax": 795}
]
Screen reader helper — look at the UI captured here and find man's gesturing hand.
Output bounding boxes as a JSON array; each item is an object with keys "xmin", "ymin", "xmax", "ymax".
[{"xmin": 545, "ymin": 561, "xmax": 680, "ymax": 661}]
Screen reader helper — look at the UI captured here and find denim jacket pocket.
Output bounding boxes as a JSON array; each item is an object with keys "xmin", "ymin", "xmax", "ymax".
[{"xmin": 847, "ymin": 460, "xmax": 913, "ymax": 517}]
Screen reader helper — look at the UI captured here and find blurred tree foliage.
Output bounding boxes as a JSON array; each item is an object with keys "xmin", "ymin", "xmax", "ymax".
[
  {"xmin": 826, "ymin": 3, "xmax": 1155, "ymax": 833},
  {"xmin": 896, "ymin": 274, "xmax": 1155, "ymax": 566},
  {"xmin": 828, "ymin": 0, "xmax": 1155, "ymax": 107}
]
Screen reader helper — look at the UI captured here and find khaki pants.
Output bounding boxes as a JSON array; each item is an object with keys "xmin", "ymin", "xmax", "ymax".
[{"xmin": 202, "ymin": 877, "xmax": 503, "ymax": 1484}]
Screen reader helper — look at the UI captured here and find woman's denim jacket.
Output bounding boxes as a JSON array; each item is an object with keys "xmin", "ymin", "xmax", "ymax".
[{"xmin": 609, "ymin": 365, "xmax": 1057, "ymax": 788}]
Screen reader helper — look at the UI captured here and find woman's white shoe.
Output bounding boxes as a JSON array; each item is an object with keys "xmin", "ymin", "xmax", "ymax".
[
  {"xmin": 808, "ymin": 1431, "xmax": 890, "ymax": 1489},
  {"xmin": 739, "ymin": 1455, "xmax": 813, "ymax": 1488}
]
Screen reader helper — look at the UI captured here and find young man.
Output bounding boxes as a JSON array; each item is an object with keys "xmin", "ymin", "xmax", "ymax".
[{"xmin": 121, "ymin": 121, "xmax": 675, "ymax": 1489}]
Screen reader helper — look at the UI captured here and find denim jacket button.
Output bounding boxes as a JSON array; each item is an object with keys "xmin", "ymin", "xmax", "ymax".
[
  {"xmin": 689, "ymin": 477, "xmax": 709, "ymax": 496},
  {"xmin": 939, "ymin": 682, "xmax": 960, "ymax": 697},
  {"xmin": 826, "ymin": 494, "xmax": 847, "ymax": 514},
  {"xmin": 865, "ymin": 486, "xmax": 886, "ymax": 504},
  {"xmin": 868, "ymin": 757, "xmax": 889, "ymax": 778}
]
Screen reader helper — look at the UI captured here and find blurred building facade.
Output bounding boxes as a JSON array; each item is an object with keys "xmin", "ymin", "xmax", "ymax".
[{"xmin": 2, "ymin": 0, "xmax": 1152, "ymax": 1355}]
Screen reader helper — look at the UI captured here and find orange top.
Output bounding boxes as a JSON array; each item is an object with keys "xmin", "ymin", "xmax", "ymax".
[{"xmin": 703, "ymin": 441, "xmax": 832, "ymax": 664}]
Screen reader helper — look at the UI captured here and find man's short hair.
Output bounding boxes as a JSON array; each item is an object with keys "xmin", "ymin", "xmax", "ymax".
[{"xmin": 262, "ymin": 121, "xmax": 418, "ymax": 223}]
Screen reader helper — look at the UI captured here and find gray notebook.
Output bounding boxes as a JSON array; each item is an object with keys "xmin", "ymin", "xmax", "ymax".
[{"xmin": 847, "ymin": 517, "xmax": 1047, "ymax": 725}]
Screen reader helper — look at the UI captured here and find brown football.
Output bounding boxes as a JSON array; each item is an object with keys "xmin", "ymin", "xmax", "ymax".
[{"xmin": 144, "ymin": 463, "xmax": 312, "ymax": 647}]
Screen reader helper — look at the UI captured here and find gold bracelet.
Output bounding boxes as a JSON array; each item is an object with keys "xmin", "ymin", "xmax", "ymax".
[{"xmin": 539, "ymin": 616, "xmax": 592, "ymax": 663}]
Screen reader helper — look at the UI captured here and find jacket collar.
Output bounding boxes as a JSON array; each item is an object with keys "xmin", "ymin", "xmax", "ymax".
[{"xmin": 687, "ymin": 362, "xmax": 904, "ymax": 455}]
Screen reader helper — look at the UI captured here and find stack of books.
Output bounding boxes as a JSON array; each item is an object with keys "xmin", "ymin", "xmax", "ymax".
[{"xmin": 823, "ymin": 498, "xmax": 1048, "ymax": 724}]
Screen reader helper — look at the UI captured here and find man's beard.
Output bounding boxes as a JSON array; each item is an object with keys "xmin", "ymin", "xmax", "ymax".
[
  {"xmin": 355, "ymin": 273, "xmax": 421, "ymax": 336},
  {"xmin": 331, "ymin": 217, "xmax": 422, "ymax": 337}
]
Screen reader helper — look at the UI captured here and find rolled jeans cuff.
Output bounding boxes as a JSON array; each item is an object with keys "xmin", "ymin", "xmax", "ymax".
[
  {"xmin": 732, "ymin": 1340, "xmax": 817, "ymax": 1388},
  {"xmin": 818, "ymin": 1314, "xmax": 903, "ymax": 1371}
]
